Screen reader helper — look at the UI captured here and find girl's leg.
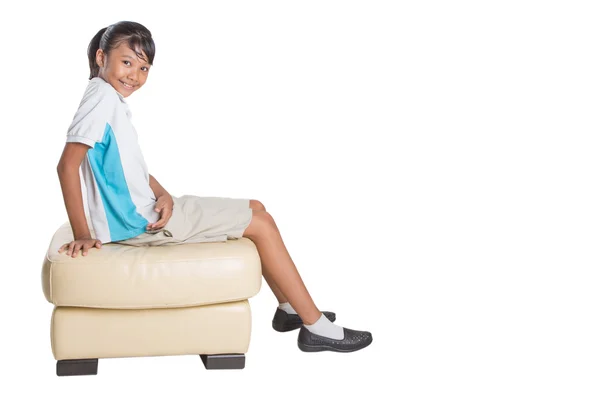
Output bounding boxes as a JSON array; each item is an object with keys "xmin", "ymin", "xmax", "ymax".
[
  {"xmin": 263, "ymin": 272, "xmax": 288, "ymax": 304},
  {"xmin": 247, "ymin": 200, "xmax": 289, "ymax": 305},
  {"xmin": 242, "ymin": 210, "xmax": 322, "ymax": 325}
]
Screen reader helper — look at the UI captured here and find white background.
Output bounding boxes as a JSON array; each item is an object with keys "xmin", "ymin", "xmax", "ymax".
[{"xmin": 0, "ymin": 1, "xmax": 598, "ymax": 402}]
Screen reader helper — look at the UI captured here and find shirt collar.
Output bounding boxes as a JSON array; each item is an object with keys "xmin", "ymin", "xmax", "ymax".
[
  {"xmin": 91, "ymin": 76, "xmax": 128, "ymax": 104},
  {"xmin": 115, "ymin": 90, "xmax": 126, "ymax": 103}
]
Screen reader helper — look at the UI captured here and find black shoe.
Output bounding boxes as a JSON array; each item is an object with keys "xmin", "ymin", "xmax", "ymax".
[
  {"xmin": 272, "ymin": 308, "xmax": 336, "ymax": 332},
  {"xmin": 297, "ymin": 326, "xmax": 373, "ymax": 353}
]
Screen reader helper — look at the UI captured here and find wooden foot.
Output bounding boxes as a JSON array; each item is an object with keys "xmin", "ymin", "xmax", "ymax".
[
  {"xmin": 200, "ymin": 353, "xmax": 245, "ymax": 369},
  {"xmin": 56, "ymin": 358, "xmax": 98, "ymax": 376}
]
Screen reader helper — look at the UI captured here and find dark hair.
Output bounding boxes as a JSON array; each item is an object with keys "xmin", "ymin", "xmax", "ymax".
[{"xmin": 87, "ymin": 21, "xmax": 155, "ymax": 80}]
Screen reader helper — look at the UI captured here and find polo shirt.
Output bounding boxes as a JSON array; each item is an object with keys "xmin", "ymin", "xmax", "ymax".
[{"xmin": 65, "ymin": 77, "xmax": 159, "ymax": 243}]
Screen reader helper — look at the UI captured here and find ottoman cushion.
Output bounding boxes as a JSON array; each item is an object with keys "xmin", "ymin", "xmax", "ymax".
[
  {"xmin": 51, "ymin": 301, "xmax": 252, "ymax": 360},
  {"xmin": 42, "ymin": 221, "xmax": 262, "ymax": 309}
]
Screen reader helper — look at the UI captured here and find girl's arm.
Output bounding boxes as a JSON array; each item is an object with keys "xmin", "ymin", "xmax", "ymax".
[
  {"xmin": 149, "ymin": 174, "xmax": 170, "ymax": 199},
  {"xmin": 57, "ymin": 143, "xmax": 93, "ymax": 240}
]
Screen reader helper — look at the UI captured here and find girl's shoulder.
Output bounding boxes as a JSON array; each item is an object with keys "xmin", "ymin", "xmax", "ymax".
[{"xmin": 79, "ymin": 78, "xmax": 121, "ymax": 107}]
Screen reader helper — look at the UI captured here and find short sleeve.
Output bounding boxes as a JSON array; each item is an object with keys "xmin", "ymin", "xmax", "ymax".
[{"xmin": 66, "ymin": 82, "xmax": 117, "ymax": 148}]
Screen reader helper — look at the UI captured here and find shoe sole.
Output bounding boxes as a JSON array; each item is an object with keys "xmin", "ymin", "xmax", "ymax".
[{"xmin": 297, "ymin": 336, "xmax": 373, "ymax": 353}]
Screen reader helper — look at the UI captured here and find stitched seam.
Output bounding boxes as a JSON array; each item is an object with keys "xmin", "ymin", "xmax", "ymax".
[
  {"xmin": 48, "ymin": 255, "xmax": 53, "ymax": 302},
  {"xmin": 60, "ymin": 296, "xmax": 253, "ymax": 310},
  {"xmin": 50, "ymin": 307, "xmax": 56, "ymax": 359},
  {"xmin": 48, "ymin": 255, "xmax": 253, "ymax": 266}
]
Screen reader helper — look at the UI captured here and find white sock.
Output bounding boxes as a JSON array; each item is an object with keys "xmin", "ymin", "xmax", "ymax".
[
  {"xmin": 278, "ymin": 302, "xmax": 297, "ymax": 315},
  {"xmin": 303, "ymin": 313, "xmax": 344, "ymax": 340}
]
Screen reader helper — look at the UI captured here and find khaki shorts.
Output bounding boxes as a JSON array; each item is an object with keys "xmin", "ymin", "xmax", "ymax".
[{"xmin": 113, "ymin": 195, "xmax": 253, "ymax": 247}]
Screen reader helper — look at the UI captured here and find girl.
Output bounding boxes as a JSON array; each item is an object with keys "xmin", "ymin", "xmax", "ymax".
[{"xmin": 56, "ymin": 21, "xmax": 372, "ymax": 353}]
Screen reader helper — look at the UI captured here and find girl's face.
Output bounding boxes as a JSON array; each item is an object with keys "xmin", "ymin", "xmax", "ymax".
[{"xmin": 96, "ymin": 41, "xmax": 151, "ymax": 97}]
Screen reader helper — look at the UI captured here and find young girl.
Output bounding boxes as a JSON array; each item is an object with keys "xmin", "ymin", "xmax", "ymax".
[{"xmin": 56, "ymin": 21, "xmax": 372, "ymax": 353}]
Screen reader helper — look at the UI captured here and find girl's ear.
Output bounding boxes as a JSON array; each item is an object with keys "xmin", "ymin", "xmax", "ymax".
[{"xmin": 95, "ymin": 49, "xmax": 105, "ymax": 67}]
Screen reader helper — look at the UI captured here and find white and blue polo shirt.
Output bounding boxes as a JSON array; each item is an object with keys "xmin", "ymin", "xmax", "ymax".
[{"xmin": 66, "ymin": 77, "xmax": 159, "ymax": 243}]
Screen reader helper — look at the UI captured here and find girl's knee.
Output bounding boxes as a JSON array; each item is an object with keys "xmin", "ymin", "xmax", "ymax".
[
  {"xmin": 243, "ymin": 210, "xmax": 276, "ymax": 239},
  {"xmin": 249, "ymin": 199, "xmax": 266, "ymax": 211}
]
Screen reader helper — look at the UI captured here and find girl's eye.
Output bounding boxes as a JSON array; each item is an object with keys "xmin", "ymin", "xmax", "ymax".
[{"xmin": 122, "ymin": 60, "xmax": 148, "ymax": 72}]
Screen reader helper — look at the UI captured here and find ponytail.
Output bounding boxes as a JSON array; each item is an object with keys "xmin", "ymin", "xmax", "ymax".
[{"xmin": 87, "ymin": 27, "xmax": 108, "ymax": 79}]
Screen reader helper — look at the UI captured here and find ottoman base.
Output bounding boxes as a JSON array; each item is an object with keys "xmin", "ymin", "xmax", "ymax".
[
  {"xmin": 57, "ymin": 353, "xmax": 245, "ymax": 376},
  {"xmin": 200, "ymin": 353, "xmax": 245, "ymax": 370},
  {"xmin": 57, "ymin": 358, "xmax": 98, "ymax": 376}
]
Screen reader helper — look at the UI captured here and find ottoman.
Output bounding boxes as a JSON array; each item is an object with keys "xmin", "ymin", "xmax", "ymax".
[{"xmin": 41, "ymin": 220, "xmax": 262, "ymax": 376}]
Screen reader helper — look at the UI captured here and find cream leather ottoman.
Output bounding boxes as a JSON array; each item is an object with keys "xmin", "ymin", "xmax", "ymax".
[{"xmin": 41, "ymin": 221, "xmax": 262, "ymax": 376}]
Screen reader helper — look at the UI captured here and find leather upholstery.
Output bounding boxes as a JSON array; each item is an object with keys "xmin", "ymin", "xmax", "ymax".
[
  {"xmin": 42, "ymin": 220, "xmax": 261, "ymax": 362},
  {"xmin": 51, "ymin": 301, "xmax": 252, "ymax": 360},
  {"xmin": 42, "ymin": 221, "xmax": 262, "ymax": 309}
]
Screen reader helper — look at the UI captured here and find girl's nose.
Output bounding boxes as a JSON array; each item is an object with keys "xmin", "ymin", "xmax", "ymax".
[{"xmin": 128, "ymin": 70, "xmax": 139, "ymax": 82}]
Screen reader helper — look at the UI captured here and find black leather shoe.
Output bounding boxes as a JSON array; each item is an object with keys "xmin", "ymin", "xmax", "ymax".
[
  {"xmin": 297, "ymin": 325, "xmax": 373, "ymax": 353},
  {"xmin": 272, "ymin": 308, "xmax": 336, "ymax": 332}
]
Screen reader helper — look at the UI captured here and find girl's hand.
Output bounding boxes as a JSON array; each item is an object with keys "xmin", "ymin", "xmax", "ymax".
[
  {"xmin": 147, "ymin": 194, "xmax": 174, "ymax": 231},
  {"xmin": 58, "ymin": 238, "xmax": 102, "ymax": 258}
]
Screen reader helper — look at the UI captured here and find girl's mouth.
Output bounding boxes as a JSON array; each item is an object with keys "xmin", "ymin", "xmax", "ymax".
[{"xmin": 120, "ymin": 80, "xmax": 135, "ymax": 90}]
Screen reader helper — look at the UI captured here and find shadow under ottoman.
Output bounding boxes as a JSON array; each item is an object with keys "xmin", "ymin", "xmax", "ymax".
[{"xmin": 42, "ymin": 221, "xmax": 262, "ymax": 376}]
